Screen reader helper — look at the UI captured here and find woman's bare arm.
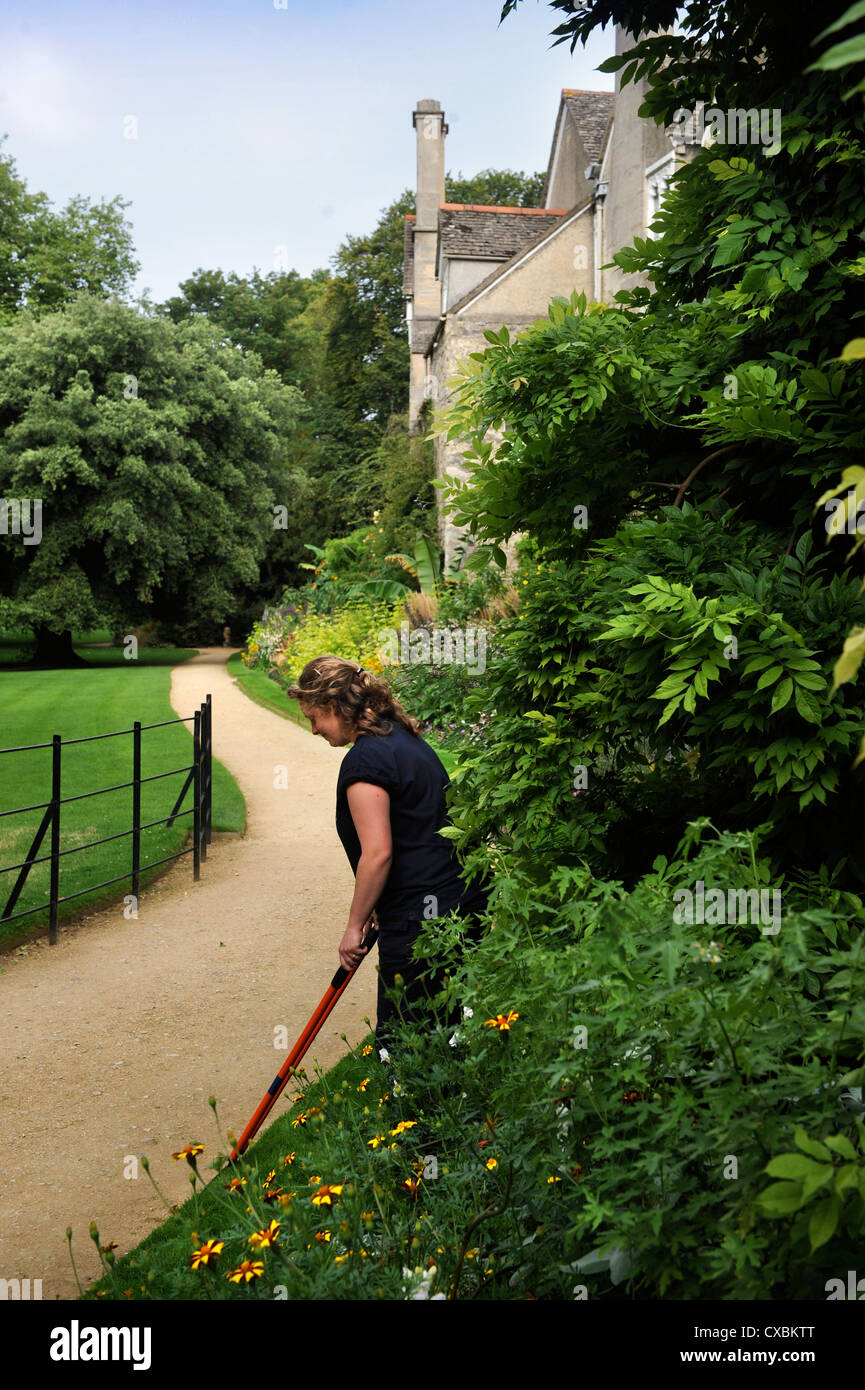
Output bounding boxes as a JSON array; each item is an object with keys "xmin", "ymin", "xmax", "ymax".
[{"xmin": 339, "ymin": 782, "xmax": 392, "ymax": 970}]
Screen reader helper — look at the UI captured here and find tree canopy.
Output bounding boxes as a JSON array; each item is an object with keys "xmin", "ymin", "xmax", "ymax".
[
  {"xmin": 0, "ymin": 141, "xmax": 139, "ymax": 323},
  {"xmin": 0, "ymin": 295, "xmax": 304, "ymax": 655}
]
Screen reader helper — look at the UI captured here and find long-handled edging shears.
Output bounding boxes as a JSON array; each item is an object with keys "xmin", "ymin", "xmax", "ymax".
[{"xmin": 225, "ymin": 923, "xmax": 379, "ymax": 1166}]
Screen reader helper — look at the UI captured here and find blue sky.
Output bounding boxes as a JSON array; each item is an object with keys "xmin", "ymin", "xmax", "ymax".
[{"xmin": 0, "ymin": 0, "xmax": 615, "ymax": 302}]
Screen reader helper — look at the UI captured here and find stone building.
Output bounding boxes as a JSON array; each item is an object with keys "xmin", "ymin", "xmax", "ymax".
[{"xmin": 403, "ymin": 26, "xmax": 699, "ymax": 565}]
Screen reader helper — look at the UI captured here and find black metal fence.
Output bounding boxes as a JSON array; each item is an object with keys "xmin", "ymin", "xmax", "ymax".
[{"xmin": 0, "ymin": 694, "xmax": 212, "ymax": 944}]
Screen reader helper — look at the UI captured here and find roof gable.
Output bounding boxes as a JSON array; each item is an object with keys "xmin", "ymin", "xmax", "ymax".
[{"xmin": 438, "ymin": 204, "xmax": 568, "ymax": 263}]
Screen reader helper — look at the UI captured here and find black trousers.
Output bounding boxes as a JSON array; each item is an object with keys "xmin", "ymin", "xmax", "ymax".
[{"xmin": 374, "ymin": 891, "xmax": 490, "ymax": 1045}]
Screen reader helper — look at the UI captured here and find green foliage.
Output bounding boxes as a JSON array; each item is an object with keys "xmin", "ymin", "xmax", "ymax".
[
  {"xmin": 0, "ymin": 295, "xmax": 304, "ymax": 646},
  {"xmin": 258, "ymin": 597, "xmax": 406, "ymax": 687},
  {"xmin": 85, "ymin": 828, "xmax": 865, "ymax": 1301},
  {"xmin": 0, "ymin": 140, "xmax": 139, "ymax": 322}
]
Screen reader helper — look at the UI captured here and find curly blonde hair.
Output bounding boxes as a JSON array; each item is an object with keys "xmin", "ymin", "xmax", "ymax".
[{"xmin": 287, "ymin": 655, "xmax": 420, "ymax": 739}]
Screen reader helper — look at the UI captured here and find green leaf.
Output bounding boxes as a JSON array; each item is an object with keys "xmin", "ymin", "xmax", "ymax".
[
  {"xmin": 809, "ymin": 1195, "xmax": 841, "ymax": 1251},
  {"xmin": 833, "ymin": 627, "xmax": 865, "ymax": 690},
  {"xmin": 756, "ymin": 665, "xmax": 784, "ymax": 690},
  {"xmin": 757, "ymin": 1180, "xmax": 805, "ymax": 1214},
  {"xmin": 770, "ymin": 676, "xmax": 793, "ymax": 713},
  {"xmin": 814, "ymin": 2, "xmax": 865, "ymax": 41},
  {"xmin": 765, "ymin": 1153, "xmax": 830, "ymax": 1182},
  {"xmin": 794, "ymin": 1128, "xmax": 833, "ymax": 1161},
  {"xmin": 823, "ymin": 1135, "xmax": 857, "ymax": 1160}
]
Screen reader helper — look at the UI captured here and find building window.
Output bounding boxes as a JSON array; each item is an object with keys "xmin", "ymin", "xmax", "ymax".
[{"xmin": 645, "ymin": 153, "xmax": 676, "ymax": 239}]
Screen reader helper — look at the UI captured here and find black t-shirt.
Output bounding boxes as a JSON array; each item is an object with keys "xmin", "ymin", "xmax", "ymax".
[{"xmin": 335, "ymin": 718, "xmax": 487, "ymax": 929}]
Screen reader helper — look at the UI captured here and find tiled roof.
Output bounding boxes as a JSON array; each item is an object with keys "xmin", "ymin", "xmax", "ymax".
[
  {"xmin": 402, "ymin": 214, "xmax": 415, "ymax": 297},
  {"xmin": 446, "ymin": 201, "xmax": 587, "ymax": 317},
  {"xmin": 438, "ymin": 205, "xmax": 568, "ymax": 261},
  {"xmin": 561, "ymin": 89, "xmax": 614, "ymax": 164}
]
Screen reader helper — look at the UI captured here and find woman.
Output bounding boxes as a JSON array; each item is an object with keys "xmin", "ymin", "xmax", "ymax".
[{"xmin": 287, "ymin": 654, "xmax": 490, "ymax": 1042}]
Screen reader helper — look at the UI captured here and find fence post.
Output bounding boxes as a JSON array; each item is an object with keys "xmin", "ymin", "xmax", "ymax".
[
  {"xmin": 205, "ymin": 692, "xmax": 212, "ymax": 846},
  {"xmin": 193, "ymin": 707, "xmax": 201, "ymax": 883},
  {"xmin": 49, "ymin": 734, "xmax": 61, "ymax": 946},
  {"xmin": 132, "ymin": 720, "xmax": 141, "ymax": 909},
  {"xmin": 198, "ymin": 702, "xmax": 207, "ymax": 865}
]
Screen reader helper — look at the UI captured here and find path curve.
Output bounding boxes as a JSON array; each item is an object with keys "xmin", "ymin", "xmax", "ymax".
[{"xmin": 0, "ymin": 648, "xmax": 375, "ymax": 1299}]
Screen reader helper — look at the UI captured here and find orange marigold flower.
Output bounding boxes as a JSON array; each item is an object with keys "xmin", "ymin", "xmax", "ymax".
[
  {"xmin": 190, "ymin": 1239, "xmax": 224, "ymax": 1270},
  {"xmin": 249, "ymin": 1219, "xmax": 281, "ymax": 1250},
  {"xmin": 226, "ymin": 1260, "xmax": 264, "ymax": 1284},
  {"xmin": 283, "ymin": 1153, "xmax": 296, "ymax": 1167},
  {"xmin": 389, "ymin": 1120, "xmax": 418, "ymax": 1136},
  {"xmin": 308, "ymin": 1175, "xmax": 322, "ymax": 1185},
  {"xmin": 172, "ymin": 1143, "xmax": 205, "ymax": 1164},
  {"xmin": 278, "ymin": 1192, "xmax": 297, "ymax": 1208},
  {"xmin": 291, "ymin": 1111, "xmax": 309, "ymax": 1129},
  {"xmin": 485, "ymin": 1157, "xmax": 498, "ymax": 1170},
  {"xmin": 263, "ymin": 1170, "xmax": 277, "ymax": 1187},
  {"xmin": 357, "ymin": 1077, "xmax": 369, "ymax": 1092},
  {"xmin": 262, "ymin": 1187, "xmax": 284, "ymax": 1204},
  {"xmin": 368, "ymin": 1134, "xmax": 386, "ymax": 1149},
  {"xmin": 402, "ymin": 1176, "xmax": 420, "ymax": 1199},
  {"xmin": 483, "ymin": 1011, "xmax": 519, "ymax": 1031},
  {"xmin": 311, "ymin": 1183, "xmax": 344, "ymax": 1207},
  {"xmin": 315, "ymin": 1230, "xmax": 332, "ymax": 1243},
  {"xmin": 225, "ymin": 1177, "xmax": 247, "ymax": 1194},
  {"xmin": 362, "ymin": 1044, "xmax": 373, "ymax": 1056}
]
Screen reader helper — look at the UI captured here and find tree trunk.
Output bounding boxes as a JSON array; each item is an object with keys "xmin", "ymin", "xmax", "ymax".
[{"xmin": 28, "ymin": 626, "xmax": 90, "ymax": 668}]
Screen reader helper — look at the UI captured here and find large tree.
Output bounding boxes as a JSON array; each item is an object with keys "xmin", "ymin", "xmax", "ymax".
[{"xmin": 0, "ymin": 294, "xmax": 304, "ymax": 663}]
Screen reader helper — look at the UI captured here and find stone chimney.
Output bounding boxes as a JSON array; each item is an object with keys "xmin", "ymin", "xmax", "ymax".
[{"xmin": 409, "ymin": 99, "xmax": 447, "ymax": 425}]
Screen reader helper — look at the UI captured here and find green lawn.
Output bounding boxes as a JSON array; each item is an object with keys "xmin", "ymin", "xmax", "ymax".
[
  {"xmin": 228, "ymin": 653, "xmax": 460, "ymax": 776},
  {"xmin": 0, "ymin": 645, "xmax": 246, "ymax": 945}
]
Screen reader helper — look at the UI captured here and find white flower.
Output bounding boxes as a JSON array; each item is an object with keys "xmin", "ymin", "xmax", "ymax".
[
  {"xmin": 404, "ymin": 1264, "xmax": 439, "ymax": 1300},
  {"xmin": 462, "ymin": 1006, "xmax": 473, "ymax": 1021},
  {"xmin": 378, "ymin": 1047, "xmax": 390, "ymax": 1063},
  {"xmin": 393, "ymin": 1080, "xmax": 402, "ymax": 1096}
]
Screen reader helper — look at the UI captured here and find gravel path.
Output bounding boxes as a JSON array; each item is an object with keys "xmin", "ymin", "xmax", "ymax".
[{"xmin": 0, "ymin": 647, "xmax": 376, "ymax": 1300}]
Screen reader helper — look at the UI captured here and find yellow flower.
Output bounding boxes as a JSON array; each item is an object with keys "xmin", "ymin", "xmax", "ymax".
[
  {"xmin": 485, "ymin": 1157, "xmax": 498, "ymax": 1170},
  {"xmin": 547, "ymin": 1175, "xmax": 562, "ymax": 1184},
  {"xmin": 368, "ymin": 1134, "xmax": 386, "ymax": 1149},
  {"xmin": 311, "ymin": 1183, "xmax": 344, "ymax": 1207},
  {"xmin": 483, "ymin": 1011, "xmax": 520, "ymax": 1031},
  {"xmin": 315, "ymin": 1230, "xmax": 332, "ymax": 1243},
  {"xmin": 172, "ymin": 1143, "xmax": 204, "ymax": 1164},
  {"xmin": 226, "ymin": 1260, "xmax": 264, "ymax": 1284},
  {"xmin": 278, "ymin": 1193, "xmax": 297, "ymax": 1209},
  {"xmin": 357, "ymin": 1078, "xmax": 369, "ymax": 1092},
  {"xmin": 224, "ymin": 1176, "xmax": 247, "ymax": 1194},
  {"xmin": 190, "ymin": 1238, "xmax": 224, "ymax": 1270},
  {"xmin": 263, "ymin": 1170, "xmax": 277, "ymax": 1187},
  {"xmin": 362, "ymin": 1044, "xmax": 373, "ymax": 1056},
  {"xmin": 283, "ymin": 1153, "xmax": 296, "ymax": 1167},
  {"xmin": 389, "ymin": 1120, "xmax": 418, "ymax": 1137},
  {"xmin": 308, "ymin": 1174, "xmax": 322, "ymax": 1185},
  {"xmin": 291, "ymin": 1111, "xmax": 309, "ymax": 1129},
  {"xmin": 249, "ymin": 1219, "xmax": 281, "ymax": 1250}
]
